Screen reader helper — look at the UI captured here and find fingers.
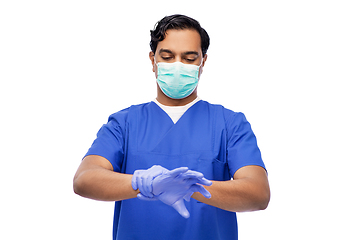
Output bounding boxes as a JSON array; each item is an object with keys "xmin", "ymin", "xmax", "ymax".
[
  {"xmin": 134, "ymin": 171, "xmax": 153, "ymax": 198},
  {"xmin": 132, "ymin": 165, "xmax": 170, "ymax": 198},
  {"xmin": 197, "ymin": 177, "xmax": 213, "ymax": 186},
  {"xmin": 142, "ymin": 165, "xmax": 169, "ymax": 197},
  {"xmin": 137, "ymin": 193, "xmax": 158, "ymax": 201},
  {"xmin": 171, "ymin": 199, "xmax": 190, "ymax": 218},
  {"xmin": 175, "ymin": 170, "xmax": 212, "ymax": 186},
  {"xmin": 167, "ymin": 167, "xmax": 189, "ymax": 177},
  {"xmin": 131, "ymin": 174, "xmax": 138, "ymax": 191},
  {"xmin": 131, "ymin": 170, "xmax": 142, "ymax": 191},
  {"xmin": 181, "ymin": 170, "xmax": 204, "ymax": 179},
  {"xmin": 139, "ymin": 177, "xmax": 153, "ymax": 198},
  {"xmin": 135, "ymin": 166, "xmax": 213, "ymax": 217},
  {"xmin": 180, "ymin": 174, "xmax": 212, "ymax": 187},
  {"xmin": 189, "ymin": 184, "xmax": 212, "ymax": 199}
]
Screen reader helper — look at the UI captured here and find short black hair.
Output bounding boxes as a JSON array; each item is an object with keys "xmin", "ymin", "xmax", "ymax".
[{"xmin": 150, "ymin": 14, "xmax": 210, "ymax": 56}]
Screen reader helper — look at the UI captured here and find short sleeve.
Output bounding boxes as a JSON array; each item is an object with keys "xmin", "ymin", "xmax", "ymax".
[
  {"xmin": 226, "ymin": 112, "xmax": 266, "ymax": 177},
  {"xmin": 84, "ymin": 109, "xmax": 129, "ymax": 173}
]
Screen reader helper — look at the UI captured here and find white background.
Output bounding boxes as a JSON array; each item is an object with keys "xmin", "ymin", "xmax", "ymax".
[{"xmin": 1, "ymin": 0, "xmax": 359, "ymax": 239}]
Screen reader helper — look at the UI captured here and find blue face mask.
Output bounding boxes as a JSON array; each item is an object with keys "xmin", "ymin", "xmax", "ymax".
[{"xmin": 156, "ymin": 62, "xmax": 200, "ymax": 99}]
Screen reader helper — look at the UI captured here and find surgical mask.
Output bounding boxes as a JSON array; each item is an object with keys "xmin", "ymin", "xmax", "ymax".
[{"xmin": 156, "ymin": 61, "xmax": 200, "ymax": 99}]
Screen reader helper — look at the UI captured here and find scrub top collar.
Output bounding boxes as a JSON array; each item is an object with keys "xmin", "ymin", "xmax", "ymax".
[{"xmin": 153, "ymin": 97, "xmax": 201, "ymax": 124}]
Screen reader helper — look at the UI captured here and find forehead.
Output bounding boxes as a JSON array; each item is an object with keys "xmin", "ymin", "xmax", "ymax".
[{"xmin": 156, "ymin": 29, "xmax": 202, "ymax": 54}]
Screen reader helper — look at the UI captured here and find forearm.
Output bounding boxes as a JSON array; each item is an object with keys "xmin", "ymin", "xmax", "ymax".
[
  {"xmin": 73, "ymin": 163, "xmax": 139, "ymax": 201},
  {"xmin": 192, "ymin": 179, "xmax": 269, "ymax": 212},
  {"xmin": 192, "ymin": 166, "xmax": 270, "ymax": 212}
]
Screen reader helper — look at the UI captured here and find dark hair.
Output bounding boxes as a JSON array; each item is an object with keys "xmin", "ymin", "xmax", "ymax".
[{"xmin": 150, "ymin": 14, "xmax": 210, "ymax": 56}]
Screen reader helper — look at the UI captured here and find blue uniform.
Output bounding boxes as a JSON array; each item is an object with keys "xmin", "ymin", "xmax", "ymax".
[{"xmin": 85, "ymin": 100, "xmax": 265, "ymax": 240}]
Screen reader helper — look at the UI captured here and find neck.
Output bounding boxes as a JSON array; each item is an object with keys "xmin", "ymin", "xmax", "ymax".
[{"xmin": 156, "ymin": 86, "xmax": 198, "ymax": 106}]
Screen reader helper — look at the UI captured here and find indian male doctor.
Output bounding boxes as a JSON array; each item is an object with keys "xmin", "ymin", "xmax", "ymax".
[{"xmin": 73, "ymin": 14, "xmax": 270, "ymax": 240}]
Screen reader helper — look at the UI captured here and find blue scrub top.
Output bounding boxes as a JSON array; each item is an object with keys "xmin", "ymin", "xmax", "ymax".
[{"xmin": 85, "ymin": 100, "xmax": 265, "ymax": 240}]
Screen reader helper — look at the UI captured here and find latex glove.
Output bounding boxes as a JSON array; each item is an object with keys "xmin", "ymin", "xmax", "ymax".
[
  {"xmin": 157, "ymin": 170, "xmax": 212, "ymax": 218},
  {"xmin": 177, "ymin": 169, "xmax": 213, "ymax": 202},
  {"xmin": 152, "ymin": 168, "xmax": 212, "ymax": 204},
  {"xmin": 138, "ymin": 167, "xmax": 212, "ymax": 218},
  {"xmin": 131, "ymin": 165, "xmax": 169, "ymax": 198}
]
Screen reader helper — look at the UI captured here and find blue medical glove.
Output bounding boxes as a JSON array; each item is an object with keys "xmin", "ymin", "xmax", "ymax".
[
  {"xmin": 177, "ymin": 169, "xmax": 213, "ymax": 202},
  {"xmin": 180, "ymin": 170, "xmax": 213, "ymax": 187},
  {"xmin": 152, "ymin": 168, "xmax": 212, "ymax": 203},
  {"xmin": 131, "ymin": 165, "xmax": 169, "ymax": 198},
  {"xmin": 138, "ymin": 167, "xmax": 212, "ymax": 218}
]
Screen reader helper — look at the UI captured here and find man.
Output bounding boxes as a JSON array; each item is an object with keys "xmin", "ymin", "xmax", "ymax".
[{"xmin": 74, "ymin": 14, "xmax": 270, "ymax": 240}]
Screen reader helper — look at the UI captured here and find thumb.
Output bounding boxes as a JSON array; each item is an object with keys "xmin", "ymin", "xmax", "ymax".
[
  {"xmin": 183, "ymin": 191, "xmax": 193, "ymax": 202},
  {"xmin": 171, "ymin": 199, "xmax": 190, "ymax": 218},
  {"xmin": 137, "ymin": 193, "xmax": 158, "ymax": 201},
  {"xmin": 190, "ymin": 185, "xmax": 212, "ymax": 199}
]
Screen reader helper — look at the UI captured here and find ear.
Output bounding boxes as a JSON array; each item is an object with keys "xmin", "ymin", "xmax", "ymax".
[
  {"xmin": 202, "ymin": 54, "xmax": 208, "ymax": 67},
  {"xmin": 199, "ymin": 54, "xmax": 208, "ymax": 76},
  {"xmin": 149, "ymin": 51, "xmax": 155, "ymax": 72}
]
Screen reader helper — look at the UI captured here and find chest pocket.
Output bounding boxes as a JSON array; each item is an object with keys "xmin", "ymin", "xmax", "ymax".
[{"xmin": 196, "ymin": 158, "xmax": 231, "ymax": 181}]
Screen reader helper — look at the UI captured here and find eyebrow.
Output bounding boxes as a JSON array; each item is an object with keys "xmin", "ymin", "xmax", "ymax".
[
  {"xmin": 159, "ymin": 48, "xmax": 199, "ymax": 56},
  {"xmin": 159, "ymin": 49, "xmax": 173, "ymax": 54},
  {"xmin": 183, "ymin": 51, "xmax": 199, "ymax": 56}
]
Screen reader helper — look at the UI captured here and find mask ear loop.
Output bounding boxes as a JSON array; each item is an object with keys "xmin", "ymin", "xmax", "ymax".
[
  {"xmin": 198, "ymin": 58, "xmax": 203, "ymax": 67},
  {"xmin": 153, "ymin": 57, "xmax": 159, "ymax": 76}
]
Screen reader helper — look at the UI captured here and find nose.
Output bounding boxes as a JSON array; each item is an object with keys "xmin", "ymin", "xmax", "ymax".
[{"xmin": 175, "ymin": 56, "xmax": 182, "ymax": 63}]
